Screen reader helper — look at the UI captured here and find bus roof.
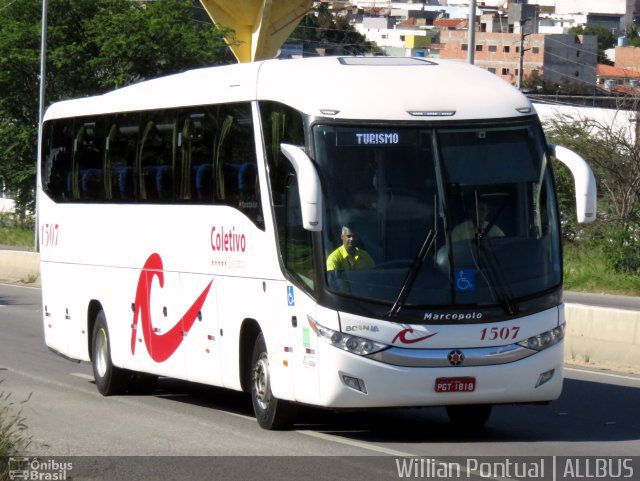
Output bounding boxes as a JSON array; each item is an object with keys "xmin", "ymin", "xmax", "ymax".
[{"xmin": 44, "ymin": 56, "xmax": 533, "ymax": 122}]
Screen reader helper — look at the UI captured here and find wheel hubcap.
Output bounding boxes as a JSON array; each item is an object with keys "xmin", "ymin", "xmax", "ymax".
[
  {"xmin": 95, "ymin": 329, "xmax": 108, "ymax": 378},
  {"xmin": 253, "ymin": 352, "xmax": 271, "ymax": 410}
]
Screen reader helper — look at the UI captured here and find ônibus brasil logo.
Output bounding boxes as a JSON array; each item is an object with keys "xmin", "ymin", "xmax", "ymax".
[{"xmin": 131, "ymin": 253, "xmax": 213, "ymax": 362}]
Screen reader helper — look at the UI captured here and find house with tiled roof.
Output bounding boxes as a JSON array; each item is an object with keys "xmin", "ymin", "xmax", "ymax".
[
  {"xmin": 434, "ymin": 18, "xmax": 468, "ymax": 31},
  {"xmin": 596, "ymin": 64, "xmax": 640, "ymax": 92}
]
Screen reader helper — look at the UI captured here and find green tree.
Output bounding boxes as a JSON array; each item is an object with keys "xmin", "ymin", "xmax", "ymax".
[
  {"xmin": 545, "ymin": 105, "xmax": 640, "ymax": 227},
  {"xmin": 544, "ymin": 101, "xmax": 640, "ymax": 275},
  {"xmin": 626, "ymin": 25, "xmax": 640, "ymax": 47},
  {"xmin": 289, "ymin": 4, "xmax": 377, "ymax": 55},
  {"xmin": 0, "ymin": 0, "xmax": 233, "ymax": 214}
]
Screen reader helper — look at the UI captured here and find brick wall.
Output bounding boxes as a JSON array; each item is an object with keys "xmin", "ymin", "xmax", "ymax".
[{"xmin": 616, "ymin": 46, "xmax": 640, "ymax": 72}]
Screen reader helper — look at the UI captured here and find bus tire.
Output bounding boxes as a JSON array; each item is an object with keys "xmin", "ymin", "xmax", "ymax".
[
  {"xmin": 250, "ymin": 332, "xmax": 297, "ymax": 430},
  {"xmin": 446, "ymin": 404, "xmax": 492, "ymax": 428},
  {"xmin": 92, "ymin": 310, "xmax": 130, "ymax": 396}
]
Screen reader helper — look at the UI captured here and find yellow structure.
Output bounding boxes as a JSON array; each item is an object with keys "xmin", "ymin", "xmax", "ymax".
[
  {"xmin": 199, "ymin": 0, "xmax": 313, "ymax": 63},
  {"xmin": 404, "ymin": 35, "xmax": 431, "ymax": 49}
]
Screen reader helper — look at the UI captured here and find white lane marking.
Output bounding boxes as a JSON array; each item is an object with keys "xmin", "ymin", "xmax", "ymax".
[
  {"xmin": 297, "ymin": 429, "xmax": 415, "ymax": 457},
  {"xmin": 297, "ymin": 431, "xmax": 513, "ymax": 481},
  {"xmin": 69, "ymin": 372, "xmax": 95, "ymax": 381},
  {"xmin": 0, "ymin": 282, "xmax": 40, "ymax": 290},
  {"xmin": 222, "ymin": 411, "xmax": 255, "ymax": 422},
  {"xmin": 564, "ymin": 367, "xmax": 640, "ymax": 382}
]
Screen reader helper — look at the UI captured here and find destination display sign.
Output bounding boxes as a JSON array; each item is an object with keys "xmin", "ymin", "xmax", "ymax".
[{"xmin": 337, "ymin": 130, "xmax": 418, "ymax": 147}]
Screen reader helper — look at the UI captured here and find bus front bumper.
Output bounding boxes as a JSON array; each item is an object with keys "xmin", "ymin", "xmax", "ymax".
[{"xmin": 304, "ymin": 341, "xmax": 564, "ymax": 408}]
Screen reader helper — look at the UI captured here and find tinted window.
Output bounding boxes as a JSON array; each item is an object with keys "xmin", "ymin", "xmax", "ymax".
[{"xmin": 41, "ymin": 103, "xmax": 264, "ymax": 229}]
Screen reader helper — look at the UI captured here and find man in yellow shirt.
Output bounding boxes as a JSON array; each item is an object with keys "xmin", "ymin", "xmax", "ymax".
[{"xmin": 326, "ymin": 226, "xmax": 375, "ymax": 271}]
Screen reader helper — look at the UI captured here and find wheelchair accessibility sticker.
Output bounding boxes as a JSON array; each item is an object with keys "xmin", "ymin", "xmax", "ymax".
[
  {"xmin": 287, "ymin": 286, "xmax": 295, "ymax": 306},
  {"xmin": 455, "ymin": 269, "xmax": 475, "ymax": 292}
]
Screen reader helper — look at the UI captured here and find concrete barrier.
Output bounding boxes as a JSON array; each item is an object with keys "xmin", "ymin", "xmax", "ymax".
[
  {"xmin": 0, "ymin": 249, "xmax": 40, "ymax": 286},
  {"xmin": 565, "ymin": 303, "xmax": 640, "ymax": 373},
  {"xmin": 0, "ymin": 250, "xmax": 638, "ymax": 373}
]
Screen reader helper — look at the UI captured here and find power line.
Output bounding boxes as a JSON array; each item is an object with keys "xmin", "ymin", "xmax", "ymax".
[
  {"xmin": 543, "ymin": 49, "xmax": 597, "ymax": 71},
  {"xmin": 544, "ymin": 35, "xmax": 599, "ymax": 55},
  {"xmin": 541, "ymin": 65, "xmax": 599, "ymax": 88}
]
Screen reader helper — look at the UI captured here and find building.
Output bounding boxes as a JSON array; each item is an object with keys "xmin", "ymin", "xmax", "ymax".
[
  {"xmin": 554, "ymin": 0, "xmax": 638, "ymax": 34},
  {"xmin": 596, "ymin": 63, "xmax": 640, "ymax": 92},
  {"xmin": 615, "ymin": 45, "xmax": 640, "ymax": 71},
  {"xmin": 355, "ymin": 15, "xmax": 437, "ymax": 56},
  {"xmin": 439, "ymin": 31, "xmax": 597, "ymax": 88}
]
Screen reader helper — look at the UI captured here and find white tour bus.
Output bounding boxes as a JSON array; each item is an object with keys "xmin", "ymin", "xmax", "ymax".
[{"xmin": 38, "ymin": 56, "xmax": 596, "ymax": 430}]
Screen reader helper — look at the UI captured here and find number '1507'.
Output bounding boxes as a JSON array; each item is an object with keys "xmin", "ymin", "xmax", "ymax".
[
  {"xmin": 41, "ymin": 223, "xmax": 59, "ymax": 247},
  {"xmin": 480, "ymin": 326, "xmax": 520, "ymax": 341}
]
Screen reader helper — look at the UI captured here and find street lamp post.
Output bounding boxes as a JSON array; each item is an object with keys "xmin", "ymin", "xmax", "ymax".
[
  {"xmin": 39, "ymin": 0, "xmax": 48, "ymax": 127},
  {"xmin": 36, "ymin": 0, "xmax": 48, "ymax": 251}
]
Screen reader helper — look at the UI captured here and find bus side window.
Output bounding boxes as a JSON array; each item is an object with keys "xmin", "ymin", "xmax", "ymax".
[
  {"xmin": 181, "ymin": 111, "xmax": 215, "ymax": 203},
  {"xmin": 73, "ymin": 120, "xmax": 105, "ymax": 201},
  {"xmin": 138, "ymin": 112, "xmax": 176, "ymax": 202},
  {"xmin": 218, "ymin": 103, "xmax": 263, "ymax": 228},
  {"xmin": 106, "ymin": 114, "xmax": 139, "ymax": 202},
  {"xmin": 259, "ymin": 101, "xmax": 310, "ymax": 287},
  {"xmin": 42, "ymin": 119, "xmax": 73, "ymax": 202},
  {"xmin": 284, "ymin": 171, "xmax": 315, "ymax": 290}
]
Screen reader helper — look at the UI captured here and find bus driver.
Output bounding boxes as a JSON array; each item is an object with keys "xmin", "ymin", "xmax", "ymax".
[
  {"xmin": 451, "ymin": 201, "xmax": 505, "ymax": 242},
  {"xmin": 326, "ymin": 225, "xmax": 375, "ymax": 271}
]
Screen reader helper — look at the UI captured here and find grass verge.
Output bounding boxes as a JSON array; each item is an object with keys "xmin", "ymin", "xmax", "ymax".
[
  {"xmin": 0, "ymin": 383, "xmax": 31, "ymax": 480},
  {"xmin": 563, "ymin": 241, "xmax": 640, "ymax": 296},
  {"xmin": 0, "ymin": 214, "xmax": 34, "ymax": 249}
]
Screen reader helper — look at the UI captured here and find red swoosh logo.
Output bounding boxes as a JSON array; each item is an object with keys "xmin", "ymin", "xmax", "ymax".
[
  {"xmin": 392, "ymin": 328, "xmax": 438, "ymax": 344},
  {"xmin": 131, "ymin": 253, "xmax": 213, "ymax": 362}
]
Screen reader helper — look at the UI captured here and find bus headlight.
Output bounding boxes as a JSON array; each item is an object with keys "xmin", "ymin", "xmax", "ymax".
[
  {"xmin": 518, "ymin": 323, "xmax": 565, "ymax": 351},
  {"xmin": 308, "ymin": 318, "xmax": 388, "ymax": 356}
]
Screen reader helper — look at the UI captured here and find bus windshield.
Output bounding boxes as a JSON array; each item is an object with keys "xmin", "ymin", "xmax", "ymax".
[{"xmin": 315, "ymin": 121, "xmax": 561, "ymax": 312}]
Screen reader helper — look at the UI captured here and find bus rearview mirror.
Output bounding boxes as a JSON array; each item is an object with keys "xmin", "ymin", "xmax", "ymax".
[
  {"xmin": 280, "ymin": 143, "xmax": 323, "ymax": 231},
  {"xmin": 548, "ymin": 144, "xmax": 596, "ymax": 223}
]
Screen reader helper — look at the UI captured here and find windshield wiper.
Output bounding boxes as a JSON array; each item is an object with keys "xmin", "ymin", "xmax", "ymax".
[
  {"xmin": 476, "ymin": 234, "xmax": 519, "ymax": 315},
  {"xmin": 386, "ymin": 228, "xmax": 438, "ymax": 318}
]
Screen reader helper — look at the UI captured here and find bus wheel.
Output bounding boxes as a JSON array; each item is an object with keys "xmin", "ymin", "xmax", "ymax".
[
  {"xmin": 250, "ymin": 333, "xmax": 297, "ymax": 430},
  {"xmin": 92, "ymin": 310, "xmax": 130, "ymax": 396},
  {"xmin": 446, "ymin": 404, "xmax": 492, "ymax": 428}
]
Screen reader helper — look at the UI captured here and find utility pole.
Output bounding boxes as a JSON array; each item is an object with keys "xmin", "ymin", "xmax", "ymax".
[
  {"xmin": 467, "ymin": 0, "xmax": 476, "ymax": 64},
  {"xmin": 36, "ymin": 0, "xmax": 48, "ymax": 252},
  {"xmin": 517, "ymin": 17, "xmax": 531, "ymax": 90},
  {"xmin": 39, "ymin": 0, "xmax": 47, "ymax": 125}
]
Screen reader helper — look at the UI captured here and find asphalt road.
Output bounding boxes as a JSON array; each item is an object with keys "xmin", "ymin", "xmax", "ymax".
[
  {"xmin": 564, "ymin": 290, "xmax": 640, "ymax": 311},
  {"xmin": 1, "ymin": 283, "xmax": 639, "ymax": 480}
]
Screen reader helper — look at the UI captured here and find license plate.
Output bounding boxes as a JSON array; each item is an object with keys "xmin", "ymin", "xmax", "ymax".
[{"xmin": 435, "ymin": 377, "xmax": 476, "ymax": 393}]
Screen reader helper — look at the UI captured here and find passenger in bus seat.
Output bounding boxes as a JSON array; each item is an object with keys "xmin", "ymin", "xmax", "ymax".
[
  {"xmin": 81, "ymin": 168, "xmax": 103, "ymax": 199},
  {"xmin": 451, "ymin": 200, "xmax": 505, "ymax": 242},
  {"xmin": 116, "ymin": 166, "xmax": 135, "ymax": 200},
  {"xmin": 195, "ymin": 164, "xmax": 213, "ymax": 200},
  {"xmin": 225, "ymin": 162, "xmax": 257, "ymax": 206},
  {"xmin": 155, "ymin": 165, "xmax": 173, "ymax": 200},
  {"xmin": 326, "ymin": 225, "xmax": 375, "ymax": 271}
]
